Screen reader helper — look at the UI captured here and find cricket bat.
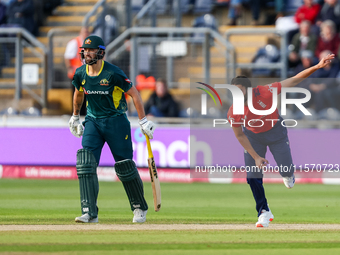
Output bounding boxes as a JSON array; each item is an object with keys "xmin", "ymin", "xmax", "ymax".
[{"xmin": 145, "ymin": 135, "xmax": 161, "ymax": 212}]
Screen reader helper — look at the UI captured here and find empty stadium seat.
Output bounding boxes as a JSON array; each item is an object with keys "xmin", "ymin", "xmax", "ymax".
[
  {"xmin": 156, "ymin": 0, "xmax": 168, "ymax": 15},
  {"xmin": 132, "ymin": 0, "xmax": 145, "ymax": 13},
  {"xmin": 172, "ymin": 0, "xmax": 193, "ymax": 14},
  {"xmin": 193, "ymin": 0, "xmax": 212, "ymax": 13},
  {"xmin": 299, "ymin": 108, "xmax": 317, "ymax": 121},
  {"xmin": 21, "ymin": 107, "xmax": 41, "ymax": 117},
  {"xmin": 252, "ymin": 44, "xmax": 280, "ymax": 77},
  {"xmin": 318, "ymin": 108, "xmax": 340, "ymax": 121},
  {"xmin": 0, "ymin": 107, "xmax": 19, "ymax": 116},
  {"xmin": 179, "ymin": 107, "xmax": 199, "ymax": 118},
  {"xmin": 192, "ymin": 14, "xmax": 217, "ymax": 43}
]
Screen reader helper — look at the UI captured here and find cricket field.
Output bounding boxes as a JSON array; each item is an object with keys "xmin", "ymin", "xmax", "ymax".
[{"xmin": 0, "ymin": 179, "xmax": 339, "ymax": 254}]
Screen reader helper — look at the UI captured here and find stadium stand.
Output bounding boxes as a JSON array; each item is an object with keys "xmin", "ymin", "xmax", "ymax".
[{"xmin": 0, "ymin": 0, "xmax": 339, "ymax": 118}]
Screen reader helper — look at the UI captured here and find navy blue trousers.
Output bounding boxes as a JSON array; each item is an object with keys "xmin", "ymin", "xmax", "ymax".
[{"xmin": 243, "ymin": 118, "xmax": 294, "ymax": 216}]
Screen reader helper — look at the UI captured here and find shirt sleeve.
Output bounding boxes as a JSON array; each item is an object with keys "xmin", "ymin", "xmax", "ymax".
[
  {"xmin": 227, "ymin": 106, "xmax": 243, "ymax": 128},
  {"xmin": 272, "ymin": 82, "xmax": 281, "ymax": 94},
  {"xmin": 72, "ymin": 69, "xmax": 82, "ymax": 91},
  {"xmin": 262, "ymin": 82, "xmax": 282, "ymax": 95},
  {"xmin": 114, "ymin": 73, "xmax": 133, "ymax": 92},
  {"xmin": 294, "ymin": 7, "xmax": 303, "ymax": 23}
]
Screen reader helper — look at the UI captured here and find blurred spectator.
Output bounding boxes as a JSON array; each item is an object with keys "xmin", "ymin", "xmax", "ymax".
[
  {"xmin": 227, "ymin": 0, "xmax": 264, "ymax": 26},
  {"xmin": 289, "ymin": 20, "xmax": 317, "ymax": 66},
  {"xmin": 64, "ymin": 26, "xmax": 90, "ymax": 115},
  {"xmin": 325, "ymin": 71, "xmax": 340, "ymax": 110},
  {"xmin": 316, "ymin": 0, "xmax": 340, "ymax": 31},
  {"xmin": 43, "ymin": 0, "xmax": 62, "ymax": 16},
  {"xmin": 275, "ymin": 0, "xmax": 285, "ymax": 18},
  {"xmin": 215, "ymin": 0, "xmax": 229, "ymax": 6},
  {"xmin": 93, "ymin": 14, "xmax": 118, "ymax": 45},
  {"xmin": 315, "ymin": 20, "xmax": 340, "ymax": 58},
  {"xmin": 0, "ymin": 1, "xmax": 6, "ymax": 25},
  {"xmin": 6, "ymin": 0, "xmax": 35, "ymax": 34},
  {"xmin": 269, "ymin": 0, "xmax": 304, "ymax": 25},
  {"xmin": 136, "ymin": 74, "xmax": 156, "ymax": 91},
  {"xmin": 227, "ymin": 0, "xmax": 242, "ymax": 25},
  {"xmin": 263, "ymin": 0, "xmax": 285, "ymax": 25},
  {"xmin": 144, "ymin": 78, "xmax": 179, "ymax": 117},
  {"xmin": 32, "ymin": 0, "xmax": 43, "ymax": 31},
  {"xmin": 252, "ymin": 44, "xmax": 280, "ymax": 76},
  {"xmin": 192, "ymin": 14, "xmax": 217, "ymax": 43},
  {"xmin": 296, "ymin": 50, "xmax": 315, "ymax": 72},
  {"xmin": 306, "ymin": 50, "xmax": 340, "ymax": 112},
  {"xmin": 295, "ymin": 0, "xmax": 321, "ymax": 24},
  {"xmin": 1, "ymin": 0, "xmax": 15, "ymax": 6},
  {"xmin": 64, "ymin": 27, "xmax": 90, "ymax": 80},
  {"xmin": 248, "ymin": 0, "xmax": 264, "ymax": 25},
  {"xmin": 293, "ymin": 50, "xmax": 315, "ymax": 95},
  {"xmin": 193, "ymin": 14, "xmax": 217, "ymax": 30}
]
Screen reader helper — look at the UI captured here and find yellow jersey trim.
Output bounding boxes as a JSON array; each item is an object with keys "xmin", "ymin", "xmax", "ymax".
[
  {"xmin": 86, "ymin": 61, "xmax": 104, "ymax": 76},
  {"xmin": 112, "ymin": 86, "xmax": 124, "ymax": 109}
]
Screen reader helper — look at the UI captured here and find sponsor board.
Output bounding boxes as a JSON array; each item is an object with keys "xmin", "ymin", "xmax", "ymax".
[
  {"xmin": 0, "ymin": 128, "xmax": 339, "ymax": 169},
  {"xmin": 0, "ymin": 165, "xmax": 335, "ymax": 184}
]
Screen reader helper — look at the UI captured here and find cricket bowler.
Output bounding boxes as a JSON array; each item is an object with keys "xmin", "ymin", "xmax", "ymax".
[
  {"xmin": 68, "ymin": 35, "xmax": 155, "ymax": 223},
  {"xmin": 228, "ymin": 53, "xmax": 334, "ymax": 227}
]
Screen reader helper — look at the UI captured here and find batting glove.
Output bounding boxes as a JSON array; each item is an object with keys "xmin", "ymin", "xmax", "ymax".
[
  {"xmin": 139, "ymin": 117, "xmax": 155, "ymax": 139},
  {"xmin": 69, "ymin": 114, "xmax": 84, "ymax": 138}
]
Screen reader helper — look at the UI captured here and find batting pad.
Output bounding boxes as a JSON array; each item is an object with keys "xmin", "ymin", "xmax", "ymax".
[
  {"xmin": 76, "ymin": 149, "xmax": 99, "ymax": 218},
  {"xmin": 115, "ymin": 159, "xmax": 148, "ymax": 211}
]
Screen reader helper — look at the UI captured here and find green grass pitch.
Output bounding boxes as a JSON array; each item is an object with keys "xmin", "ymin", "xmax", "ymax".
[{"xmin": 0, "ymin": 179, "xmax": 340, "ymax": 254}]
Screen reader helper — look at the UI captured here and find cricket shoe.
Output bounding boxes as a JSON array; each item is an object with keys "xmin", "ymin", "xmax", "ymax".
[
  {"xmin": 133, "ymin": 209, "xmax": 147, "ymax": 223},
  {"xmin": 256, "ymin": 209, "xmax": 274, "ymax": 228},
  {"xmin": 283, "ymin": 174, "xmax": 295, "ymax": 189},
  {"xmin": 75, "ymin": 213, "xmax": 98, "ymax": 223}
]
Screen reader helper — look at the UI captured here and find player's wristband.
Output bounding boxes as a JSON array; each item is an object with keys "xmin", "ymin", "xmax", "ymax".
[
  {"xmin": 139, "ymin": 117, "xmax": 147, "ymax": 125},
  {"xmin": 72, "ymin": 114, "xmax": 80, "ymax": 120}
]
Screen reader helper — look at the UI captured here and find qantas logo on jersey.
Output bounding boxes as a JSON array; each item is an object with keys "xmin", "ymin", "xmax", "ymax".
[
  {"xmin": 125, "ymin": 79, "xmax": 131, "ymax": 84},
  {"xmin": 83, "ymin": 88, "xmax": 109, "ymax": 95}
]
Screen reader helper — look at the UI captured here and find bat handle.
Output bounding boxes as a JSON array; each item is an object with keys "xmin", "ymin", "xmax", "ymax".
[{"xmin": 145, "ymin": 135, "xmax": 153, "ymax": 158}]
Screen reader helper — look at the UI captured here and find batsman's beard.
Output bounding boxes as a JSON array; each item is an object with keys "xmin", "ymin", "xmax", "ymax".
[{"xmin": 85, "ymin": 56, "xmax": 98, "ymax": 65}]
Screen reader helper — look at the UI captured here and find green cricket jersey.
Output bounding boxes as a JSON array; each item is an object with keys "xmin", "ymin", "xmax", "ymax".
[{"xmin": 72, "ymin": 61, "xmax": 132, "ymax": 118}]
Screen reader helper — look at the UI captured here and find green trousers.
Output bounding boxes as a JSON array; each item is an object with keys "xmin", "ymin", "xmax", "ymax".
[{"xmin": 82, "ymin": 114, "xmax": 133, "ymax": 164}]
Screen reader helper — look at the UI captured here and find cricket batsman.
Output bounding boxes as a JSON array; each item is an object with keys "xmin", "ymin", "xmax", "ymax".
[
  {"xmin": 68, "ymin": 35, "xmax": 155, "ymax": 223},
  {"xmin": 227, "ymin": 53, "xmax": 334, "ymax": 227}
]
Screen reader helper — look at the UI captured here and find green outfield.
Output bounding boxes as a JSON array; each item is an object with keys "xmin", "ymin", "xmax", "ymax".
[{"xmin": 0, "ymin": 179, "xmax": 340, "ymax": 254}]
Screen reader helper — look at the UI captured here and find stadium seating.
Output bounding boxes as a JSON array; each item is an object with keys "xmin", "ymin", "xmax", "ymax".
[
  {"xmin": 318, "ymin": 108, "xmax": 340, "ymax": 121},
  {"xmin": 172, "ymin": 0, "xmax": 193, "ymax": 14},
  {"xmin": 132, "ymin": 0, "xmax": 145, "ymax": 12},
  {"xmin": 1, "ymin": 0, "xmax": 332, "ymax": 117},
  {"xmin": 193, "ymin": 0, "xmax": 213, "ymax": 13},
  {"xmin": 155, "ymin": 0, "xmax": 168, "ymax": 15},
  {"xmin": 21, "ymin": 107, "xmax": 41, "ymax": 116},
  {"xmin": 0, "ymin": 107, "xmax": 19, "ymax": 116},
  {"xmin": 285, "ymin": 0, "xmax": 303, "ymax": 14}
]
